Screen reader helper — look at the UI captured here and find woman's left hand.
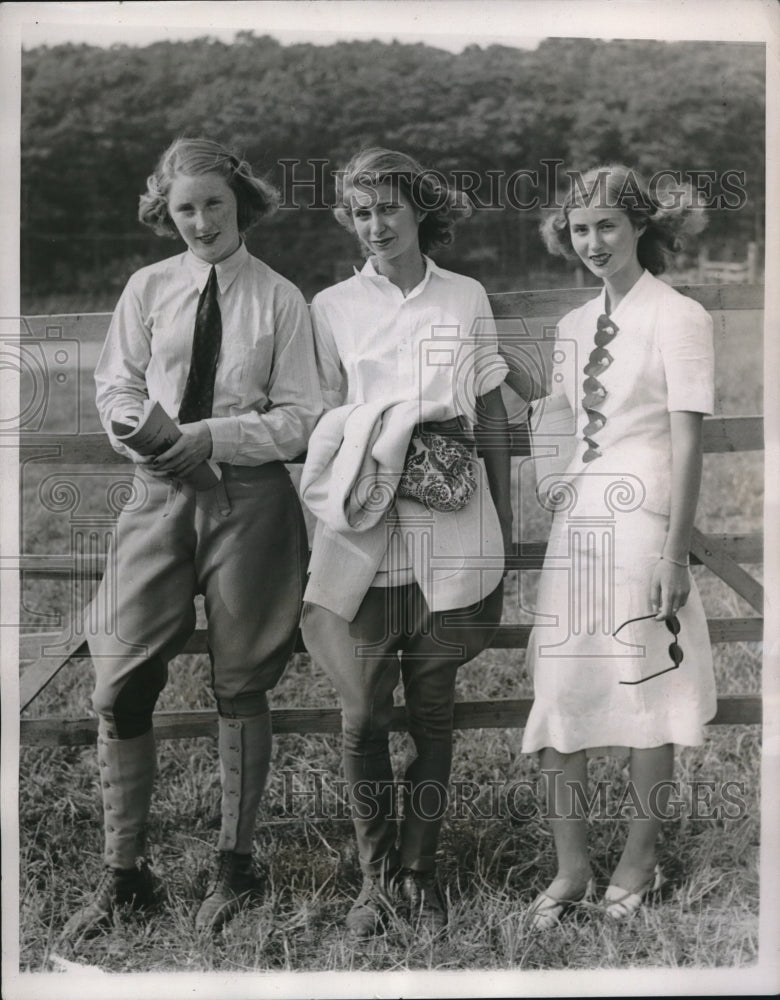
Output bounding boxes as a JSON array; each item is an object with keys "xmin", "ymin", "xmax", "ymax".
[
  {"xmin": 649, "ymin": 557, "xmax": 690, "ymax": 620},
  {"xmin": 149, "ymin": 422, "xmax": 213, "ymax": 479}
]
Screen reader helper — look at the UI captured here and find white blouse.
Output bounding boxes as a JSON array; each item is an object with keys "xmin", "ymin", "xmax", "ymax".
[
  {"xmin": 311, "ymin": 256, "xmax": 508, "ymax": 423},
  {"xmin": 534, "ymin": 270, "xmax": 715, "ymax": 516}
]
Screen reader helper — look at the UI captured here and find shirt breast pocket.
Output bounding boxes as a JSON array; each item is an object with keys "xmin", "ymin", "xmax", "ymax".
[
  {"xmin": 416, "ymin": 341, "xmax": 463, "ymax": 410},
  {"xmin": 218, "ymin": 340, "xmax": 271, "ymax": 409}
]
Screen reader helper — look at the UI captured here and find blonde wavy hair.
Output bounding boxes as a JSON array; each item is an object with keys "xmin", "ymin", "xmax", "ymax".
[
  {"xmin": 540, "ymin": 164, "xmax": 706, "ymax": 275},
  {"xmin": 333, "ymin": 147, "xmax": 472, "ymax": 255},
  {"xmin": 138, "ymin": 137, "xmax": 279, "ymax": 237}
]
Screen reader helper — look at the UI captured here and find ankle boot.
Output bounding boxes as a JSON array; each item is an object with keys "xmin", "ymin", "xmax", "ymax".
[
  {"xmin": 400, "ymin": 868, "xmax": 448, "ymax": 935},
  {"xmin": 195, "ymin": 850, "xmax": 264, "ymax": 934},
  {"xmin": 195, "ymin": 712, "xmax": 272, "ymax": 932},
  {"xmin": 345, "ymin": 870, "xmax": 399, "ymax": 939},
  {"xmin": 59, "ymin": 861, "xmax": 156, "ymax": 944}
]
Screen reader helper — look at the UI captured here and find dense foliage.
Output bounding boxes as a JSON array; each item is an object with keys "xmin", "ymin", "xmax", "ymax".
[{"xmin": 21, "ymin": 34, "xmax": 765, "ymax": 301}]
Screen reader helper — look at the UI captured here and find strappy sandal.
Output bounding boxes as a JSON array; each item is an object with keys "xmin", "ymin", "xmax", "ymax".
[
  {"xmin": 603, "ymin": 865, "xmax": 667, "ymax": 920},
  {"xmin": 526, "ymin": 878, "xmax": 595, "ymax": 931}
]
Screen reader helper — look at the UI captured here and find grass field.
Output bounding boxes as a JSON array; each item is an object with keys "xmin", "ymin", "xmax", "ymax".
[{"xmin": 15, "ymin": 302, "xmax": 765, "ymax": 980}]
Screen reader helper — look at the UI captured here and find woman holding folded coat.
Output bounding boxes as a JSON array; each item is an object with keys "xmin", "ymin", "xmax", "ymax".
[{"xmin": 300, "ymin": 147, "xmax": 517, "ymax": 937}]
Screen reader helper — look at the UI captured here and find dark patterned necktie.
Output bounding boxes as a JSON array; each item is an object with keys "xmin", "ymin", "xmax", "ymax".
[{"xmin": 178, "ymin": 266, "xmax": 222, "ymax": 424}]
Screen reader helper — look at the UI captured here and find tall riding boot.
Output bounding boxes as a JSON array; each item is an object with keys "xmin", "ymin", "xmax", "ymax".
[
  {"xmin": 195, "ymin": 712, "xmax": 272, "ymax": 933},
  {"xmin": 60, "ymin": 724, "xmax": 157, "ymax": 944}
]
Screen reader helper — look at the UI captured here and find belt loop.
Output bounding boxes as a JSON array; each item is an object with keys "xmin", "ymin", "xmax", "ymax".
[
  {"xmin": 162, "ymin": 481, "xmax": 181, "ymax": 517},
  {"xmin": 216, "ymin": 480, "xmax": 232, "ymax": 517}
]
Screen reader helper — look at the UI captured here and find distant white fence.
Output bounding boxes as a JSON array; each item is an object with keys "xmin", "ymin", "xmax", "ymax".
[{"xmin": 668, "ymin": 242, "xmax": 759, "ymax": 286}]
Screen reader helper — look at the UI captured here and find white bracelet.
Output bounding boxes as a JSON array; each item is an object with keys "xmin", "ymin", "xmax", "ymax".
[{"xmin": 662, "ymin": 554, "xmax": 690, "ymax": 568}]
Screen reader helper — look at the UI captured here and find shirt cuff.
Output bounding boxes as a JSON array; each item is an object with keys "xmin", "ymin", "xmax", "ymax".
[
  {"xmin": 204, "ymin": 416, "xmax": 238, "ymax": 463},
  {"xmin": 107, "ymin": 434, "xmax": 138, "ymax": 461}
]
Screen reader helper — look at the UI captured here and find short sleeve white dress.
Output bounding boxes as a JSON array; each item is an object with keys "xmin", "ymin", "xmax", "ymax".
[{"xmin": 521, "ymin": 270, "xmax": 717, "ymax": 754}]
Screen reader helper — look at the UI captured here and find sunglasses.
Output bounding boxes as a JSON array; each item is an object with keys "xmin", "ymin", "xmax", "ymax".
[
  {"xmin": 581, "ymin": 315, "xmax": 618, "ymax": 463},
  {"xmin": 612, "ymin": 613, "xmax": 683, "ymax": 685}
]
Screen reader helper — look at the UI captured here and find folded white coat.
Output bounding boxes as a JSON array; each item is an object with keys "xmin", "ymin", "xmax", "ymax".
[{"xmin": 300, "ymin": 398, "xmax": 453, "ymax": 534}]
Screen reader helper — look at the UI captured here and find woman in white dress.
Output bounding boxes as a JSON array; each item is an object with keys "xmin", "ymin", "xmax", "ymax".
[{"xmin": 522, "ymin": 164, "xmax": 716, "ymax": 926}]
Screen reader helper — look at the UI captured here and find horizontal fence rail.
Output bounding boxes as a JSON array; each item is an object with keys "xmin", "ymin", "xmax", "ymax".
[
  {"xmin": 17, "ymin": 284, "xmax": 765, "ymax": 743},
  {"xmin": 14, "ymin": 533, "xmax": 766, "ymax": 579},
  {"xmin": 17, "ymin": 415, "xmax": 766, "ymax": 465},
  {"xmin": 21, "ymin": 695, "xmax": 762, "ymax": 747},
  {"xmin": 18, "ymin": 611, "xmax": 763, "ymax": 719},
  {"xmin": 17, "ymin": 615, "xmax": 765, "ymax": 667},
  {"xmin": 489, "ymin": 282, "xmax": 764, "ymax": 317},
  {"xmin": 20, "ymin": 282, "xmax": 764, "ymax": 337}
]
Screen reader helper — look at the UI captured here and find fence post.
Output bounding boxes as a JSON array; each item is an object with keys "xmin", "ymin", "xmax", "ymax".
[{"xmin": 697, "ymin": 245, "xmax": 709, "ymax": 283}]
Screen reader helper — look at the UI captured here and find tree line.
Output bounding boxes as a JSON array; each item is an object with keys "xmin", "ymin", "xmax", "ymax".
[{"xmin": 21, "ymin": 33, "xmax": 765, "ymax": 304}]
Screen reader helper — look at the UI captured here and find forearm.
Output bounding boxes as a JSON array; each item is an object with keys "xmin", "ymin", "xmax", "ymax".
[
  {"xmin": 474, "ymin": 388, "xmax": 513, "ymax": 537},
  {"xmin": 205, "ymin": 403, "xmax": 322, "ymax": 465},
  {"xmin": 502, "ymin": 362, "xmax": 537, "ymax": 405},
  {"xmin": 664, "ymin": 411, "xmax": 704, "ymax": 563},
  {"xmin": 94, "ymin": 282, "xmax": 154, "ymax": 459}
]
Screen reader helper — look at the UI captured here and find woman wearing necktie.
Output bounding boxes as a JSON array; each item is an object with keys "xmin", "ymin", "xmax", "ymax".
[{"xmin": 60, "ymin": 138, "xmax": 322, "ymax": 943}]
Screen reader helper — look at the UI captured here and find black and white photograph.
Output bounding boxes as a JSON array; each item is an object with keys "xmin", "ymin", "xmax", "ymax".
[{"xmin": 1, "ymin": 1, "xmax": 778, "ymax": 997}]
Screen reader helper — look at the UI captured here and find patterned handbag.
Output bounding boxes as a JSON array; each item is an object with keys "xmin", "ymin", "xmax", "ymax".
[{"xmin": 397, "ymin": 426, "xmax": 478, "ymax": 513}]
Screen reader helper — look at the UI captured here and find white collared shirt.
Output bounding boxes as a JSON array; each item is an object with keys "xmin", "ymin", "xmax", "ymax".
[
  {"xmin": 310, "ymin": 256, "xmax": 509, "ymax": 420},
  {"xmin": 536, "ymin": 269, "xmax": 715, "ymax": 515},
  {"xmin": 95, "ymin": 243, "xmax": 322, "ymax": 464}
]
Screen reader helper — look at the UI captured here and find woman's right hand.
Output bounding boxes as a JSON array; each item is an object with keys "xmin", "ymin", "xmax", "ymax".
[
  {"xmin": 130, "ymin": 450, "xmax": 171, "ymax": 478},
  {"xmin": 649, "ymin": 557, "xmax": 691, "ymax": 619}
]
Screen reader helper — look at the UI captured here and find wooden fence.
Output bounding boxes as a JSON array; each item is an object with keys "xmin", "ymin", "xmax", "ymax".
[{"xmin": 18, "ymin": 283, "xmax": 764, "ymax": 745}]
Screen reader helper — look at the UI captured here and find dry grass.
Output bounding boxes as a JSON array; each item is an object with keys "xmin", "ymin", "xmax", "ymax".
[{"xmin": 18, "ymin": 712, "xmax": 761, "ymax": 974}]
